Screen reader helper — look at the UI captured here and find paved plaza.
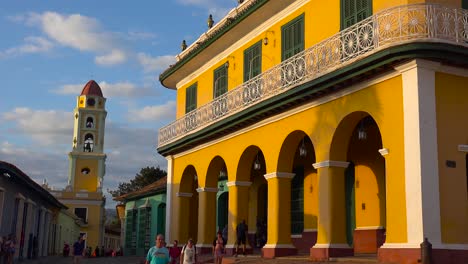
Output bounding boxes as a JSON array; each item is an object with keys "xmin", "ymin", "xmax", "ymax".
[{"xmin": 17, "ymin": 254, "xmax": 381, "ymax": 264}]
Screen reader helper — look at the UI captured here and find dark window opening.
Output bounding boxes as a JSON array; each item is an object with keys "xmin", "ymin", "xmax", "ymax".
[
  {"xmin": 84, "ymin": 134, "xmax": 94, "ymax": 152},
  {"xmin": 86, "ymin": 117, "xmax": 94, "ymax": 128},
  {"xmin": 74, "ymin": 208, "xmax": 87, "ymax": 223}
]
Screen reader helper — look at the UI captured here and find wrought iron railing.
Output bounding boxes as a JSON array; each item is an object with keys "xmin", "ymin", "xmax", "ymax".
[{"xmin": 158, "ymin": 4, "xmax": 468, "ymax": 147}]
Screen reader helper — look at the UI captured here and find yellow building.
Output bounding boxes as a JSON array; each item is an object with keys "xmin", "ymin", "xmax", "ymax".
[
  {"xmin": 157, "ymin": 1, "xmax": 468, "ymax": 263},
  {"xmin": 53, "ymin": 80, "xmax": 107, "ymax": 249}
]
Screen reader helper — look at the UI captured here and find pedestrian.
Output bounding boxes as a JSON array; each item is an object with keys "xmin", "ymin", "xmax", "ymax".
[
  {"xmin": 212, "ymin": 232, "xmax": 225, "ymax": 264},
  {"xmin": 235, "ymin": 220, "xmax": 248, "ymax": 257},
  {"xmin": 180, "ymin": 238, "xmax": 197, "ymax": 264},
  {"xmin": 146, "ymin": 234, "xmax": 170, "ymax": 264},
  {"xmin": 94, "ymin": 245, "xmax": 100, "ymax": 257},
  {"xmin": 72, "ymin": 236, "xmax": 85, "ymax": 264},
  {"xmin": 5, "ymin": 234, "xmax": 15, "ymax": 264},
  {"xmin": 168, "ymin": 240, "xmax": 181, "ymax": 264}
]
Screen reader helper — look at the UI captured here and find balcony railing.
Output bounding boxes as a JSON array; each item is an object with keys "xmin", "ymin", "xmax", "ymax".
[{"xmin": 158, "ymin": 3, "xmax": 468, "ymax": 147}]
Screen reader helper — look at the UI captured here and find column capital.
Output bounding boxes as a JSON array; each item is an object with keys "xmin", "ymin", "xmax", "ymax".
[
  {"xmin": 379, "ymin": 148, "xmax": 390, "ymax": 156},
  {"xmin": 394, "ymin": 59, "xmax": 441, "ymax": 73},
  {"xmin": 264, "ymin": 172, "xmax": 295, "ymax": 180},
  {"xmin": 458, "ymin": 144, "xmax": 468, "ymax": 152},
  {"xmin": 226, "ymin": 181, "xmax": 252, "ymax": 187},
  {"xmin": 176, "ymin": 192, "xmax": 193, "ymax": 198},
  {"xmin": 196, "ymin": 187, "xmax": 218, "ymax": 193},
  {"xmin": 312, "ymin": 160, "xmax": 349, "ymax": 169}
]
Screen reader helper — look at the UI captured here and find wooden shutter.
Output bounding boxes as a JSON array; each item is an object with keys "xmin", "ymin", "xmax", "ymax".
[
  {"xmin": 213, "ymin": 65, "xmax": 227, "ymax": 98},
  {"xmin": 185, "ymin": 83, "xmax": 197, "ymax": 113},
  {"xmin": 243, "ymin": 41, "xmax": 262, "ymax": 81},
  {"xmin": 281, "ymin": 14, "xmax": 304, "ymax": 61},
  {"xmin": 341, "ymin": 0, "xmax": 372, "ymax": 29}
]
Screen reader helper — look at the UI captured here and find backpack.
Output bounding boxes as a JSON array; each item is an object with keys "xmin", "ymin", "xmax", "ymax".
[{"xmin": 181, "ymin": 244, "xmax": 197, "ymax": 262}]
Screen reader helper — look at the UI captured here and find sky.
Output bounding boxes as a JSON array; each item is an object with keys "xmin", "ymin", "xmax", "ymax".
[{"xmin": 0, "ymin": 0, "xmax": 238, "ymax": 208}]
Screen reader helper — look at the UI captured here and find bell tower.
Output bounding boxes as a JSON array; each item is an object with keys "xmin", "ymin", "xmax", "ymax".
[
  {"xmin": 68, "ymin": 80, "xmax": 107, "ymax": 192},
  {"xmin": 56, "ymin": 80, "xmax": 107, "ymax": 248}
]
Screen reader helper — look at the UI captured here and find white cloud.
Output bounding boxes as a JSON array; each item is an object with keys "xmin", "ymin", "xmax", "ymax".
[
  {"xmin": 127, "ymin": 101, "xmax": 176, "ymax": 122},
  {"xmin": 53, "ymin": 81, "xmax": 157, "ymax": 98},
  {"xmin": 95, "ymin": 49, "xmax": 127, "ymax": 66},
  {"xmin": 127, "ymin": 31, "xmax": 156, "ymax": 41},
  {"xmin": 0, "ymin": 36, "xmax": 54, "ymax": 58},
  {"xmin": 176, "ymin": 0, "xmax": 233, "ymax": 20},
  {"xmin": 137, "ymin": 53, "xmax": 175, "ymax": 73}
]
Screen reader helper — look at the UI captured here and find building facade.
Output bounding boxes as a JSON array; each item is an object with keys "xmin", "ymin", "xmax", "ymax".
[
  {"xmin": 0, "ymin": 161, "xmax": 67, "ymax": 261},
  {"xmin": 157, "ymin": 1, "xmax": 468, "ymax": 263},
  {"xmin": 51, "ymin": 80, "xmax": 107, "ymax": 249},
  {"xmin": 114, "ymin": 177, "xmax": 167, "ymax": 256}
]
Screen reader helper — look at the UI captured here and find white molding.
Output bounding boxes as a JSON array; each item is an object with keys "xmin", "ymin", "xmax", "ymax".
[
  {"xmin": 312, "ymin": 160, "xmax": 349, "ymax": 169},
  {"xmin": 303, "ymin": 229, "xmax": 317, "ymax": 232},
  {"xmin": 26, "ymin": 198, "xmax": 36, "ymax": 205},
  {"xmin": 262, "ymin": 244, "xmax": 296, "ymax": 249},
  {"xmin": 176, "ymin": 192, "xmax": 193, "ymax": 198},
  {"xmin": 313, "ymin": 243, "xmax": 352, "ymax": 249},
  {"xmin": 355, "ymin": 226, "xmax": 385, "ymax": 231},
  {"xmin": 226, "ymin": 181, "xmax": 252, "ymax": 187},
  {"xmin": 264, "ymin": 172, "xmax": 295, "ymax": 180},
  {"xmin": 291, "ymin": 234, "xmax": 302, "ymax": 238},
  {"xmin": 380, "ymin": 243, "xmax": 420, "ymax": 249},
  {"xmin": 196, "ymin": 187, "xmax": 218, "ymax": 193},
  {"xmin": 401, "ymin": 59, "xmax": 442, "ymax": 245},
  {"xmin": 176, "ymin": 0, "xmax": 309, "ymax": 89},
  {"xmin": 165, "ymin": 155, "xmax": 174, "ymax": 243},
  {"xmin": 378, "ymin": 148, "xmax": 389, "ymax": 156},
  {"xmin": 173, "ymin": 70, "xmax": 400, "ymax": 159},
  {"xmin": 458, "ymin": 145, "xmax": 468, "ymax": 152}
]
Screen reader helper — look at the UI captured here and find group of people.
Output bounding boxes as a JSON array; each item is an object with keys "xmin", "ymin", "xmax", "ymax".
[
  {"xmin": 0, "ymin": 234, "xmax": 16, "ymax": 264},
  {"xmin": 145, "ymin": 220, "xmax": 250, "ymax": 264},
  {"xmin": 71, "ymin": 236, "xmax": 122, "ymax": 264}
]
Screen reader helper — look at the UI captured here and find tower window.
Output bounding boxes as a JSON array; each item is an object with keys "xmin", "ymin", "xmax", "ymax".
[
  {"xmin": 74, "ymin": 208, "xmax": 88, "ymax": 223},
  {"xmin": 81, "ymin": 168, "xmax": 90, "ymax": 175},
  {"xmin": 86, "ymin": 117, "xmax": 94, "ymax": 128},
  {"xmin": 84, "ymin": 134, "xmax": 94, "ymax": 152}
]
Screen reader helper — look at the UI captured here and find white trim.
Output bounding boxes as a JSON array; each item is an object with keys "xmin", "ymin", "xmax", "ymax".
[
  {"xmin": 176, "ymin": 0, "xmax": 310, "ymax": 89},
  {"xmin": 400, "ymin": 59, "xmax": 442, "ymax": 245},
  {"xmin": 165, "ymin": 155, "xmax": 173, "ymax": 243},
  {"xmin": 76, "ymin": 193, "xmax": 88, "ymax": 198},
  {"xmin": 26, "ymin": 198, "xmax": 36, "ymax": 205},
  {"xmin": 378, "ymin": 148, "xmax": 389, "ymax": 156},
  {"xmin": 264, "ymin": 172, "xmax": 295, "ymax": 180},
  {"xmin": 355, "ymin": 226, "xmax": 385, "ymax": 231},
  {"xmin": 58, "ymin": 199, "xmax": 104, "ymax": 205},
  {"xmin": 196, "ymin": 187, "xmax": 218, "ymax": 193},
  {"xmin": 303, "ymin": 229, "xmax": 317, "ymax": 232},
  {"xmin": 458, "ymin": 145, "xmax": 468, "ymax": 152},
  {"xmin": 226, "ymin": 181, "xmax": 252, "ymax": 187},
  {"xmin": 313, "ymin": 243, "xmax": 352, "ymax": 249},
  {"xmin": 173, "ymin": 70, "xmax": 401, "ymax": 159},
  {"xmin": 16, "ymin": 193, "xmax": 26, "ymax": 200},
  {"xmin": 176, "ymin": 192, "xmax": 193, "ymax": 198},
  {"xmin": 291, "ymin": 234, "xmax": 302, "ymax": 238},
  {"xmin": 380, "ymin": 243, "xmax": 420, "ymax": 249},
  {"xmin": 262, "ymin": 244, "xmax": 296, "ymax": 249},
  {"xmin": 312, "ymin": 160, "xmax": 349, "ymax": 169}
]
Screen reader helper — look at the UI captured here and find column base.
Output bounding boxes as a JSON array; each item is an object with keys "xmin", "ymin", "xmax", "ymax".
[
  {"xmin": 195, "ymin": 244, "xmax": 213, "ymax": 255},
  {"xmin": 310, "ymin": 244, "xmax": 353, "ymax": 261},
  {"xmin": 262, "ymin": 244, "xmax": 297, "ymax": 258},
  {"xmin": 292, "ymin": 230, "xmax": 317, "ymax": 254},
  {"xmin": 379, "ymin": 244, "xmax": 468, "ymax": 264},
  {"xmin": 354, "ymin": 227, "xmax": 385, "ymax": 253}
]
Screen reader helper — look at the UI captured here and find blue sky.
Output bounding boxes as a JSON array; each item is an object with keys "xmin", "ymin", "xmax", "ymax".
[{"xmin": 0, "ymin": 0, "xmax": 237, "ymax": 207}]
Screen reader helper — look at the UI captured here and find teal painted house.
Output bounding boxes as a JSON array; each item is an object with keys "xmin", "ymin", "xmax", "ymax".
[{"xmin": 114, "ymin": 177, "xmax": 167, "ymax": 256}]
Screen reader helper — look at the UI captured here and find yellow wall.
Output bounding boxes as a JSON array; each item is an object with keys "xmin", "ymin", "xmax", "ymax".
[
  {"xmin": 435, "ymin": 72, "xmax": 468, "ymax": 244},
  {"xmin": 65, "ymin": 204, "xmax": 103, "ymax": 248},
  {"xmin": 172, "ymin": 75, "xmax": 408, "ymax": 243},
  {"xmin": 74, "ymin": 159, "xmax": 98, "ymax": 191}
]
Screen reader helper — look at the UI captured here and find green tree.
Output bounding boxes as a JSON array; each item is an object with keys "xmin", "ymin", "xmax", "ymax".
[{"xmin": 109, "ymin": 166, "xmax": 167, "ymax": 197}]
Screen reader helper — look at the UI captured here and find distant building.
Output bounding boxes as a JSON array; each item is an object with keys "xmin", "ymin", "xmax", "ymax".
[
  {"xmin": 157, "ymin": 1, "xmax": 468, "ymax": 263},
  {"xmin": 0, "ymin": 160, "xmax": 74, "ymax": 260},
  {"xmin": 114, "ymin": 177, "xmax": 167, "ymax": 256},
  {"xmin": 51, "ymin": 80, "xmax": 107, "ymax": 249}
]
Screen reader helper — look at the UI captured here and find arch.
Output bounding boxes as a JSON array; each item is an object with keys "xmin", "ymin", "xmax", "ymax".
[
  {"xmin": 331, "ymin": 112, "xmax": 386, "ymax": 253},
  {"xmin": 179, "ymin": 165, "xmax": 199, "ymax": 242},
  {"xmin": 179, "ymin": 165, "xmax": 198, "ymax": 193},
  {"xmin": 206, "ymin": 156, "xmax": 226, "ymax": 188},
  {"xmin": 83, "ymin": 133, "xmax": 94, "ymax": 152},
  {"xmin": 277, "ymin": 130, "xmax": 315, "ymax": 172},
  {"xmin": 236, "ymin": 145, "xmax": 265, "ymax": 182},
  {"xmin": 86, "ymin": 116, "xmax": 94, "ymax": 128}
]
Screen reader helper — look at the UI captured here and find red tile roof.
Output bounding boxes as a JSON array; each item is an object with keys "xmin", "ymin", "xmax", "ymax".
[
  {"xmin": 81, "ymin": 80, "xmax": 103, "ymax": 97},
  {"xmin": 114, "ymin": 176, "xmax": 167, "ymax": 201}
]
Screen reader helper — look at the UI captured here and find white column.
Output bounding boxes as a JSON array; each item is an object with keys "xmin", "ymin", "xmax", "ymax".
[
  {"xmin": 14, "ymin": 194, "xmax": 25, "ymax": 259},
  {"xmin": 397, "ymin": 59, "xmax": 442, "ymax": 246},
  {"xmin": 165, "ymin": 155, "xmax": 174, "ymax": 244}
]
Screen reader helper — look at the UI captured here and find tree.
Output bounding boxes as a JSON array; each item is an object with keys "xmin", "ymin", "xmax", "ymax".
[{"xmin": 109, "ymin": 166, "xmax": 167, "ymax": 198}]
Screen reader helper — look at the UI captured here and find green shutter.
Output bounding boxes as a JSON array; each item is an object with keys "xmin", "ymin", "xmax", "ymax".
[
  {"xmin": 125, "ymin": 210, "xmax": 133, "ymax": 248},
  {"xmin": 243, "ymin": 41, "xmax": 262, "ymax": 82},
  {"xmin": 341, "ymin": 0, "xmax": 372, "ymax": 30},
  {"xmin": 185, "ymin": 83, "xmax": 197, "ymax": 113},
  {"xmin": 213, "ymin": 65, "xmax": 228, "ymax": 98},
  {"xmin": 463, "ymin": 0, "xmax": 468, "ymax": 9},
  {"xmin": 281, "ymin": 14, "xmax": 305, "ymax": 61},
  {"xmin": 138, "ymin": 208, "xmax": 146, "ymax": 248},
  {"xmin": 291, "ymin": 166, "xmax": 304, "ymax": 235}
]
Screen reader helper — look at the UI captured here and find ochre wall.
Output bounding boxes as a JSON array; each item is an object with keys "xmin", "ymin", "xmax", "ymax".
[
  {"xmin": 435, "ymin": 72, "xmax": 468, "ymax": 244},
  {"xmin": 74, "ymin": 159, "xmax": 98, "ymax": 191}
]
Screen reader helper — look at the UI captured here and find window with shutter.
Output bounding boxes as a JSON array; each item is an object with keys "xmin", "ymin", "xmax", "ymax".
[
  {"xmin": 244, "ymin": 41, "xmax": 262, "ymax": 82},
  {"xmin": 281, "ymin": 14, "xmax": 305, "ymax": 61},
  {"xmin": 341, "ymin": 0, "xmax": 372, "ymax": 30},
  {"xmin": 463, "ymin": 0, "xmax": 468, "ymax": 9},
  {"xmin": 185, "ymin": 83, "xmax": 197, "ymax": 114},
  {"xmin": 213, "ymin": 64, "xmax": 228, "ymax": 98}
]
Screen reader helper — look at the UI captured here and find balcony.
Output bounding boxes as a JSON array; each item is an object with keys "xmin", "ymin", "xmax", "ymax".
[{"xmin": 158, "ymin": 3, "xmax": 468, "ymax": 148}]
